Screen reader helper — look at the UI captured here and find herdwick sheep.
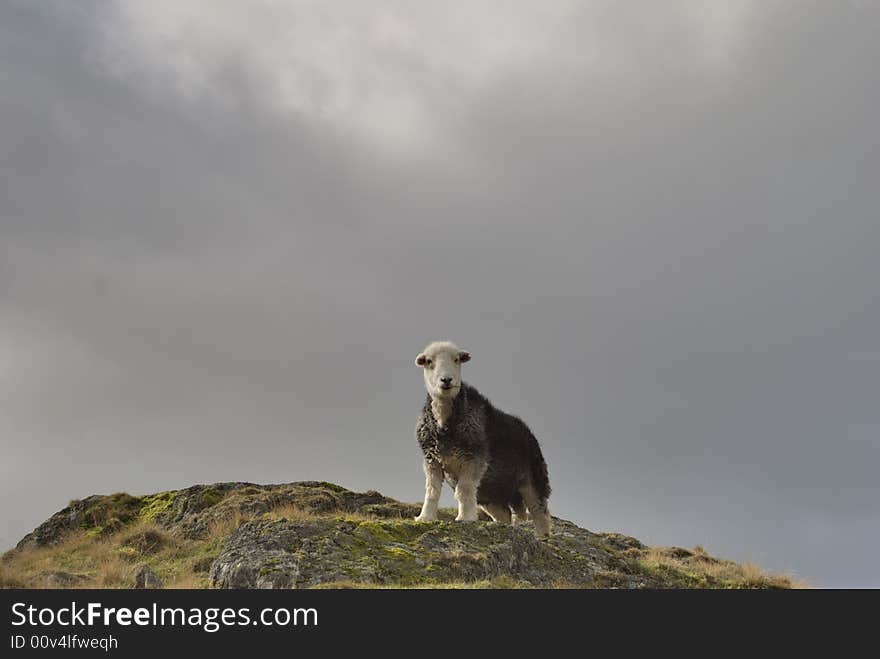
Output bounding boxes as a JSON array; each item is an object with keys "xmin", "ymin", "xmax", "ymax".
[{"xmin": 413, "ymin": 341, "xmax": 552, "ymax": 536}]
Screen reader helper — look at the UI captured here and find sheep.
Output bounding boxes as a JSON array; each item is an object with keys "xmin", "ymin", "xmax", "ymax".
[{"xmin": 413, "ymin": 341, "xmax": 552, "ymax": 535}]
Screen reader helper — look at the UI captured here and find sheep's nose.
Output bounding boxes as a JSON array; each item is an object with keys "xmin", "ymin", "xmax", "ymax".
[{"xmin": 440, "ymin": 377, "xmax": 453, "ymax": 385}]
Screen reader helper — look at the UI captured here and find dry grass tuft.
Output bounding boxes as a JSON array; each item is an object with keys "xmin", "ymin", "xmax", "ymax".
[
  {"xmin": 0, "ymin": 517, "xmax": 230, "ymax": 590},
  {"xmin": 94, "ymin": 554, "xmax": 132, "ymax": 588},
  {"xmin": 1, "ymin": 531, "xmax": 118, "ymax": 589},
  {"xmin": 0, "ymin": 564, "xmax": 27, "ymax": 588},
  {"xmin": 204, "ymin": 509, "xmax": 256, "ymax": 539},
  {"xmin": 263, "ymin": 504, "xmax": 317, "ymax": 522},
  {"xmin": 638, "ymin": 546, "xmax": 806, "ymax": 589},
  {"xmin": 119, "ymin": 526, "xmax": 170, "ymax": 555}
]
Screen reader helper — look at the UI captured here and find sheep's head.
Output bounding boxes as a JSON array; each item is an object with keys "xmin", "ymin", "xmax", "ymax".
[{"xmin": 415, "ymin": 341, "xmax": 471, "ymax": 400}]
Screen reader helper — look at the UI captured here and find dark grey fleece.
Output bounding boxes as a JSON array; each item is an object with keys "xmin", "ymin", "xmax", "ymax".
[{"xmin": 415, "ymin": 383, "xmax": 551, "ymax": 508}]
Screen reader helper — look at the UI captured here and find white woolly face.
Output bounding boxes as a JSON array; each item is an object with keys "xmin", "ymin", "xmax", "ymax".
[{"xmin": 415, "ymin": 341, "xmax": 471, "ymax": 400}]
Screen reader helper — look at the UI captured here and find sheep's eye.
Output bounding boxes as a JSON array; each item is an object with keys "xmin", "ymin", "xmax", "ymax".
[
  {"xmin": 425, "ymin": 359, "xmax": 432, "ymax": 366},
  {"xmin": 454, "ymin": 358, "xmax": 459, "ymax": 363}
]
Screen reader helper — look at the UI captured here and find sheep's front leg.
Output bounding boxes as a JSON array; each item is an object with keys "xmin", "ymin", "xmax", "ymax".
[
  {"xmin": 454, "ymin": 461, "xmax": 486, "ymax": 522},
  {"xmin": 415, "ymin": 460, "xmax": 443, "ymax": 521}
]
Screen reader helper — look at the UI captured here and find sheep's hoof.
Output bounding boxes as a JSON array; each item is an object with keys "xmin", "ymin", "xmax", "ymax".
[{"xmin": 413, "ymin": 515, "xmax": 436, "ymax": 522}]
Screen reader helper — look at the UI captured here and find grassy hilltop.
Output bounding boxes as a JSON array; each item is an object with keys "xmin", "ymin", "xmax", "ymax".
[{"xmin": 1, "ymin": 481, "xmax": 798, "ymax": 589}]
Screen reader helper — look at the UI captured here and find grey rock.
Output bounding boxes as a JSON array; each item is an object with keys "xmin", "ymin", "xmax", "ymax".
[
  {"xmin": 16, "ymin": 496, "xmax": 103, "ymax": 550},
  {"xmin": 134, "ymin": 565, "xmax": 163, "ymax": 589},
  {"xmin": 207, "ymin": 514, "xmax": 643, "ymax": 589}
]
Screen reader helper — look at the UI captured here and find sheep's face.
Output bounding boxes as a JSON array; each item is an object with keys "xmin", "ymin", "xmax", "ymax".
[{"xmin": 415, "ymin": 341, "xmax": 471, "ymax": 400}]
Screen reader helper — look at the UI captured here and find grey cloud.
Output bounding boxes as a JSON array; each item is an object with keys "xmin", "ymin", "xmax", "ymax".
[{"xmin": 1, "ymin": 1, "xmax": 878, "ymax": 586}]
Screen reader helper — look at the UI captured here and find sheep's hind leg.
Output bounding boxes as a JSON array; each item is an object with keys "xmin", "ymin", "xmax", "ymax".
[
  {"xmin": 519, "ymin": 481, "xmax": 551, "ymax": 536},
  {"xmin": 510, "ymin": 498, "xmax": 530, "ymax": 525},
  {"xmin": 480, "ymin": 503, "xmax": 512, "ymax": 524}
]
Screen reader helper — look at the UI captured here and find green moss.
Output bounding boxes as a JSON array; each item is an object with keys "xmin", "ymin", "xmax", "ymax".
[
  {"xmin": 355, "ymin": 520, "xmax": 394, "ymax": 541},
  {"xmin": 359, "ymin": 520, "xmax": 434, "ymax": 544},
  {"xmin": 139, "ymin": 491, "xmax": 177, "ymax": 522},
  {"xmin": 384, "ymin": 546, "xmax": 415, "ymax": 559}
]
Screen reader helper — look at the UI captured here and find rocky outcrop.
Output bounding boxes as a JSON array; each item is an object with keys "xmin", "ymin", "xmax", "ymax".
[
  {"xmin": 4, "ymin": 481, "xmax": 793, "ymax": 589},
  {"xmin": 209, "ymin": 515, "xmax": 645, "ymax": 589}
]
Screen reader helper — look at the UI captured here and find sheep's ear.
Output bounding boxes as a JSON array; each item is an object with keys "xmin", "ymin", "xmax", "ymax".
[
  {"xmin": 458, "ymin": 351, "xmax": 471, "ymax": 363},
  {"xmin": 415, "ymin": 353, "xmax": 427, "ymax": 367}
]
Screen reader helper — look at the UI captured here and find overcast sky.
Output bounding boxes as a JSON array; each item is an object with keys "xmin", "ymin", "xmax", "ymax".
[{"xmin": 2, "ymin": 1, "xmax": 878, "ymax": 587}]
